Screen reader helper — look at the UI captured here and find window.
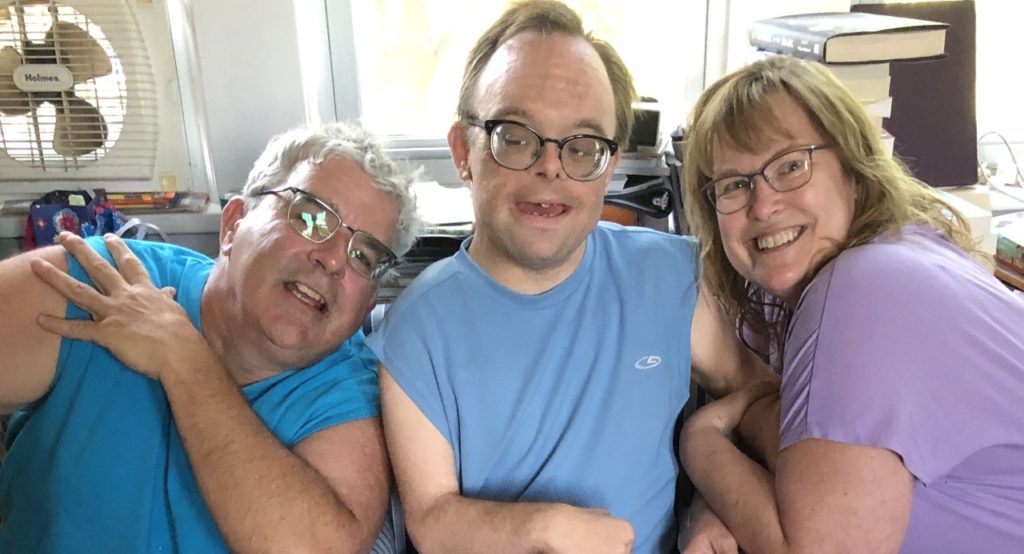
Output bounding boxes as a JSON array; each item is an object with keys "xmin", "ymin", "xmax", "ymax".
[
  {"xmin": 842, "ymin": 1, "xmax": 1022, "ymax": 178},
  {"xmin": 0, "ymin": 4, "xmax": 127, "ymax": 166},
  {"xmin": 975, "ymin": 0, "xmax": 1024, "ymax": 179},
  {"xmin": 326, "ymin": 0, "xmax": 708, "ymax": 183}
]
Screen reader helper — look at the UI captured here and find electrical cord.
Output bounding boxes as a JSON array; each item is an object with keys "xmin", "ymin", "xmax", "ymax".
[{"xmin": 977, "ymin": 131, "xmax": 1024, "ymax": 205}]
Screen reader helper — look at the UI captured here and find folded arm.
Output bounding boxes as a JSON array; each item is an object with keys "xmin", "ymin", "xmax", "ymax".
[
  {"xmin": 689, "ymin": 285, "xmax": 779, "ymax": 467},
  {"xmin": 380, "ymin": 366, "xmax": 635, "ymax": 554},
  {"xmin": 162, "ymin": 353, "xmax": 389, "ymax": 552},
  {"xmin": 680, "ymin": 493, "xmax": 738, "ymax": 554},
  {"xmin": 681, "ymin": 382, "xmax": 914, "ymax": 554},
  {"xmin": 31, "ymin": 234, "xmax": 389, "ymax": 552}
]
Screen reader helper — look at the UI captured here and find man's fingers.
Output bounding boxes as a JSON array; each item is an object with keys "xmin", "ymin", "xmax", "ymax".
[
  {"xmin": 56, "ymin": 232, "xmax": 125, "ymax": 295},
  {"xmin": 30, "ymin": 257, "xmax": 108, "ymax": 317},
  {"xmin": 36, "ymin": 313, "xmax": 99, "ymax": 342},
  {"xmin": 104, "ymin": 234, "xmax": 154, "ymax": 286}
]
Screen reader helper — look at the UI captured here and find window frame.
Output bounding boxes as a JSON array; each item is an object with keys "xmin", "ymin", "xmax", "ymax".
[
  {"xmin": 323, "ymin": 0, "xmax": 457, "ymax": 183},
  {"xmin": 321, "ymin": 0, "xmax": 715, "ymax": 186}
]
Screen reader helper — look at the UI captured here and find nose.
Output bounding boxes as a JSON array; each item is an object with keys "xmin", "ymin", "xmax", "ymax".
[
  {"xmin": 746, "ymin": 175, "xmax": 785, "ymax": 220},
  {"xmin": 533, "ymin": 141, "xmax": 564, "ymax": 180},
  {"xmin": 310, "ymin": 232, "xmax": 351, "ymax": 277}
]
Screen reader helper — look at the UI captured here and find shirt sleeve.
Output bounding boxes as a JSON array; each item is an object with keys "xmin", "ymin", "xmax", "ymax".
[
  {"xmin": 779, "ymin": 239, "xmax": 994, "ymax": 483},
  {"xmin": 290, "ymin": 358, "xmax": 380, "ymax": 443},
  {"xmin": 365, "ymin": 288, "xmax": 456, "ymax": 446},
  {"xmin": 250, "ymin": 334, "xmax": 382, "ymax": 448}
]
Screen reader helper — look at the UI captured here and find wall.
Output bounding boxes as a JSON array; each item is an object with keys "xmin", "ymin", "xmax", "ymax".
[
  {"xmin": 151, "ymin": 1, "xmax": 1024, "ymax": 203},
  {"xmin": 189, "ymin": 0, "xmax": 309, "ymax": 196},
  {"xmin": 704, "ymin": 0, "xmax": 852, "ymax": 84}
]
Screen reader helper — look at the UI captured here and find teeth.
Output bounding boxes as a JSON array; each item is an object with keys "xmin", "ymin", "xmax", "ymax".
[
  {"xmin": 540, "ymin": 203, "xmax": 551, "ymax": 208},
  {"xmin": 757, "ymin": 228, "xmax": 799, "ymax": 250},
  {"xmin": 292, "ymin": 281, "xmax": 326, "ymax": 310}
]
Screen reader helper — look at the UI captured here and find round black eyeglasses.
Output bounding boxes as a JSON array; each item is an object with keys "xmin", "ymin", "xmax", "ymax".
[{"xmin": 466, "ymin": 118, "xmax": 619, "ymax": 182}]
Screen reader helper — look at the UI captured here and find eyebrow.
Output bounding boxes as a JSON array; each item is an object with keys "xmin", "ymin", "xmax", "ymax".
[
  {"xmin": 299, "ymin": 187, "xmax": 344, "ymax": 219},
  {"xmin": 712, "ymin": 142, "xmax": 805, "ymax": 178},
  {"xmin": 488, "ymin": 107, "xmax": 611, "ymax": 138}
]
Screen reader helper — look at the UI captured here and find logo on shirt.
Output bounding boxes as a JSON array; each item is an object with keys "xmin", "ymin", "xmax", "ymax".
[{"xmin": 634, "ymin": 355, "xmax": 662, "ymax": 370}]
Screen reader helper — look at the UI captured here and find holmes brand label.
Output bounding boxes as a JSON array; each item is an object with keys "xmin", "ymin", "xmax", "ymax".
[{"xmin": 13, "ymin": 65, "xmax": 74, "ymax": 92}]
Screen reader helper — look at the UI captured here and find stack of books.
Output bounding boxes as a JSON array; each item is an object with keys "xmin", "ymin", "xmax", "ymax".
[
  {"xmin": 749, "ymin": 11, "xmax": 949, "ymax": 156},
  {"xmin": 994, "ymin": 211, "xmax": 1024, "ymax": 291}
]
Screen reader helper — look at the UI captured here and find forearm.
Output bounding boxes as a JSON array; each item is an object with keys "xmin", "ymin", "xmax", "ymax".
[
  {"xmin": 736, "ymin": 392, "xmax": 781, "ymax": 472},
  {"xmin": 683, "ymin": 424, "xmax": 788, "ymax": 554},
  {"xmin": 680, "ymin": 492, "xmax": 735, "ymax": 552},
  {"xmin": 411, "ymin": 493, "xmax": 564, "ymax": 554},
  {"xmin": 161, "ymin": 348, "xmax": 371, "ymax": 552}
]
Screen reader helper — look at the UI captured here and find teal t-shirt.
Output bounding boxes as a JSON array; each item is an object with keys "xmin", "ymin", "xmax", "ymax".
[{"xmin": 0, "ymin": 237, "xmax": 380, "ymax": 552}]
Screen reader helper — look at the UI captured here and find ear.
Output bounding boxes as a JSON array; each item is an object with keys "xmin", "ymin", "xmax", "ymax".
[
  {"xmin": 218, "ymin": 196, "xmax": 247, "ymax": 256},
  {"xmin": 448, "ymin": 121, "xmax": 472, "ymax": 182}
]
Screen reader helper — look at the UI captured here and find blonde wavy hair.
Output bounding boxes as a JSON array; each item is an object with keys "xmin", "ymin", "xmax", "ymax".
[{"xmin": 683, "ymin": 56, "xmax": 976, "ymax": 358}]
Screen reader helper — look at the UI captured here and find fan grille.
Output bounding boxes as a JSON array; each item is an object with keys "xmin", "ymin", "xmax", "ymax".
[{"xmin": 0, "ymin": 1, "xmax": 127, "ymax": 169}]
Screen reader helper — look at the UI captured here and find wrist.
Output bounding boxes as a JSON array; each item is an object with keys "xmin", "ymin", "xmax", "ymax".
[
  {"xmin": 524, "ymin": 502, "xmax": 563, "ymax": 552},
  {"xmin": 158, "ymin": 337, "xmax": 221, "ymax": 388}
]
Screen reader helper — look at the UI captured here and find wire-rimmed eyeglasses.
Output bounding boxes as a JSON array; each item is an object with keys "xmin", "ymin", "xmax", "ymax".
[
  {"xmin": 465, "ymin": 118, "xmax": 619, "ymax": 182},
  {"xmin": 703, "ymin": 144, "xmax": 831, "ymax": 214},
  {"xmin": 252, "ymin": 186, "xmax": 397, "ymax": 281}
]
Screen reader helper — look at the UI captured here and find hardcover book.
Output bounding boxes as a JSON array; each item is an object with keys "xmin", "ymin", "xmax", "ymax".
[
  {"xmin": 995, "ymin": 212, "xmax": 1024, "ymax": 284},
  {"xmin": 853, "ymin": 1, "xmax": 977, "ymax": 187},
  {"xmin": 827, "ymin": 62, "xmax": 891, "ymax": 102},
  {"xmin": 749, "ymin": 12, "xmax": 948, "ymax": 64}
]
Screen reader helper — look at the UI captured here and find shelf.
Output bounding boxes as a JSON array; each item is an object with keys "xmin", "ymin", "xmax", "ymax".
[
  {"xmin": 996, "ymin": 265, "xmax": 1024, "ymax": 291},
  {"xmin": 0, "ymin": 203, "xmax": 222, "ymax": 239}
]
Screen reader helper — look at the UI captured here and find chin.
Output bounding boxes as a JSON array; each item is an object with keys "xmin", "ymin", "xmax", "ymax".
[
  {"xmin": 518, "ymin": 234, "xmax": 585, "ymax": 268},
  {"xmin": 263, "ymin": 316, "xmax": 321, "ymax": 349},
  {"xmin": 756, "ymin": 276, "xmax": 804, "ymax": 305}
]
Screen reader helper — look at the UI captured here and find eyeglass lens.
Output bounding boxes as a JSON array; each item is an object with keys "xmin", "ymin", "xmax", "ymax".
[
  {"xmin": 711, "ymin": 149, "xmax": 813, "ymax": 213},
  {"xmin": 490, "ymin": 122, "xmax": 610, "ymax": 181},
  {"xmin": 286, "ymin": 192, "xmax": 389, "ymax": 279}
]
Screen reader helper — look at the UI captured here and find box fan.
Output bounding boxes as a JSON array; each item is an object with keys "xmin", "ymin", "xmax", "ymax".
[{"xmin": 0, "ymin": 0, "xmax": 157, "ymax": 180}]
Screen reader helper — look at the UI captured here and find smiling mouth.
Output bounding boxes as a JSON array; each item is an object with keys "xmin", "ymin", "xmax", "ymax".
[
  {"xmin": 755, "ymin": 227, "xmax": 804, "ymax": 251},
  {"xmin": 285, "ymin": 281, "xmax": 327, "ymax": 313},
  {"xmin": 518, "ymin": 201, "xmax": 569, "ymax": 218}
]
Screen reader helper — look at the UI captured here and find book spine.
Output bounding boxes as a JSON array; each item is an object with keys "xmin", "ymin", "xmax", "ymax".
[
  {"xmin": 996, "ymin": 232, "xmax": 1024, "ymax": 275},
  {"xmin": 749, "ymin": 21, "xmax": 827, "ymax": 62}
]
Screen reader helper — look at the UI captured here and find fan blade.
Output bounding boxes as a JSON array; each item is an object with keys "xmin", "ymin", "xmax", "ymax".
[
  {"xmin": 0, "ymin": 46, "xmax": 32, "ymax": 116},
  {"xmin": 46, "ymin": 22, "xmax": 112, "ymax": 84},
  {"xmin": 53, "ymin": 95, "xmax": 108, "ymax": 157},
  {"xmin": 1, "ymin": 0, "xmax": 50, "ymax": 23}
]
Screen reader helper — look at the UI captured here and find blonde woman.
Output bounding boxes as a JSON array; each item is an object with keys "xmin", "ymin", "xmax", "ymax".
[{"xmin": 680, "ymin": 56, "xmax": 1024, "ymax": 552}]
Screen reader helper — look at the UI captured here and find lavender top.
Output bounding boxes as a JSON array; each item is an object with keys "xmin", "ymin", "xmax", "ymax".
[{"xmin": 780, "ymin": 224, "xmax": 1024, "ymax": 552}]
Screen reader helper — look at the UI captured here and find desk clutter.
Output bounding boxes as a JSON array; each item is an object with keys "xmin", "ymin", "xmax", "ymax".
[
  {"xmin": 2, "ymin": 189, "xmax": 208, "ymax": 250},
  {"xmin": 995, "ymin": 211, "xmax": 1024, "ymax": 290},
  {"xmin": 750, "ymin": 2, "xmax": 978, "ymax": 188}
]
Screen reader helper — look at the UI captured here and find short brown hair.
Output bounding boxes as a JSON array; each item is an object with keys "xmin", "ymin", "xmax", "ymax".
[{"xmin": 456, "ymin": 0, "xmax": 637, "ymax": 144}]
